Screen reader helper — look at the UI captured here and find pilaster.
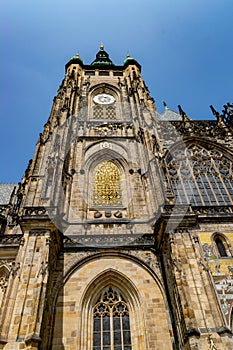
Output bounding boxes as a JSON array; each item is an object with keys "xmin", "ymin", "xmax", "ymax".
[{"xmin": 0, "ymin": 211, "xmax": 61, "ymax": 349}]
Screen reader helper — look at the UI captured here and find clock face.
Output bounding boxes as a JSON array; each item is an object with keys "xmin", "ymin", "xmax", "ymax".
[{"xmin": 93, "ymin": 93, "xmax": 115, "ymax": 105}]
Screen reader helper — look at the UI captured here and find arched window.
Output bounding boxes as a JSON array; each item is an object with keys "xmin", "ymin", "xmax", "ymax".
[
  {"xmin": 167, "ymin": 144, "xmax": 233, "ymax": 206},
  {"xmin": 93, "ymin": 286, "xmax": 132, "ymax": 350},
  {"xmin": 215, "ymin": 237, "xmax": 228, "ymax": 257},
  {"xmin": 93, "ymin": 161, "xmax": 122, "ymax": 207},
  {"xmin": 0, "ymin": 265, "xmax": 10, "ymax": 307},
  {"xmin": 91, "ymin": 87, "xmax": 118, "ymax": 120}
]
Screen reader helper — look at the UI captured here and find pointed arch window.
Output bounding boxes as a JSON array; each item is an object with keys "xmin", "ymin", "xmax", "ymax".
[
  {"xmin": 93, "ymin": 161, "xmax": 122, "ymax": 207},
  {"xmin": 92, "ymin": 91, "xmax": 117, "ymax": 120},
  {"xmin": 0, "ymin": 265, "xmax": 10, "ymax": 306},
  {"xmin": 167, "ymin": 144, "xmax": 233, "ymax": 206},
  {"xmin": 93, "ymin": 287, "xmax": 132, "ymax": 350}
]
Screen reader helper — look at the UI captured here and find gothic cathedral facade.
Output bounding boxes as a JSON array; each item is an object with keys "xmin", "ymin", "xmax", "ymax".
[{"xmin": 0, "ymin": 46, "xmax": 233, "ymax": 350}]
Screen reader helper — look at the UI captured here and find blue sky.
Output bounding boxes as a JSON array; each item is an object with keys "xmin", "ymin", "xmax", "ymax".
[{"xmin": 0, "ymin": 0, "xmax": 232, "ymax": 182}]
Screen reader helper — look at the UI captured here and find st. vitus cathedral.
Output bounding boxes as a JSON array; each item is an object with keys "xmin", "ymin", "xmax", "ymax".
[{"xmin": 0, "ymin": 46, "xmax": 233, "ymax": 350}]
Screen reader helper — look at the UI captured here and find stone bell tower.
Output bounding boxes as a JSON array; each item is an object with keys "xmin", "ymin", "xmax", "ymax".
[{"xmin": 0, "ymin": 46, "xmax": 233, "ymax": 350}]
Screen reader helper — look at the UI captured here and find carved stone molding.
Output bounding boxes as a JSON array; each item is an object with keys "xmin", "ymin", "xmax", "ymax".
[
  {"xmin": 76, "ymin": 120, "xmax": 134, "ymax": 138},
  {"xmin": 0, "ymin": 234, "xmax": 24, "ymax": 245},
  {"xmin": 174, "ymin": 228, "xmax": 190, "ymax": 234},
  {"xmin": 161, "ymin": 204, "xmax": 233, "ymax": 218},
  {"xmin": 171, "ymin": 120, "xmax": 230, "ymax": 140},
  {"xmin": 29, "ymin": 230, "xmax": 50, "ymax": 236},
  {"xmin": 23, "ymin": 206, "xmax": 57, "ymax": 217},
  {"xmin": 161, "ymin": 204, "xmax": 192, "ymax": 216},
  {"xmin": 23, "ymin": 206, "xmax": 46, "ymax": 216},
  {"xmin": 192, "ymin": 205, "xmax": 233, "ymax": 215},
  {"xmin": 64, "ymin": 234, "xmax": 155, "ymax": 248}
]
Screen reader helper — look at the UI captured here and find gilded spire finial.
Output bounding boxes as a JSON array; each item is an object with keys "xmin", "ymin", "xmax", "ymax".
[{"xmin": 100, "ymin": 43, "xmax": 104, "ymax": 50}]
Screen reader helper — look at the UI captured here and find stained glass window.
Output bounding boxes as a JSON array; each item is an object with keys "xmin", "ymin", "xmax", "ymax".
[
  {"xmin": 93, "ymin": 287, "xmax": 132, "ymax": 350},
  {"xmin": 167, "ymin": 144, "xmax": 233, "ymax": 206},
  {"xmin": 93, "ymin": 161, "xmax": 122, "ymax": 207}
]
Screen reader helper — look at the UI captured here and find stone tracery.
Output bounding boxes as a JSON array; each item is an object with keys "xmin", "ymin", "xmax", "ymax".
[
  {"xmin": 167, "ymin": 144, "xmax": 233, "ymax": 206},
  {"xmin": 93, "ymin": 286, "xmax": 132, "ymax": 350}
]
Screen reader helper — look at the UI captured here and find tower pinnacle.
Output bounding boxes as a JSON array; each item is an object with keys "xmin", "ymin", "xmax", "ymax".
[{"xmin": 91, "ymin": 45, "xmax": 114, "ymax": 66}]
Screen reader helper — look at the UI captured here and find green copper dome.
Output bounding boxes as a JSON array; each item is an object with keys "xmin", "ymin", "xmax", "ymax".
[
  {"xmin": 123, "ymin": 54, "xmax": 133, "ymax": 64},
  {"xmin": 65, "ymin": 53, "xmax": 83, "ymax": 71},
  {"xmin": 70, "ymin": 53, "xmax": 83, "ymax": 63},
  {"xmin": 124, "ymin": 53, "xmax": 141, "ymax": 70},
  {"xmin": 91, "ymin": 45, "xmax": 114, "ymax": 67}
]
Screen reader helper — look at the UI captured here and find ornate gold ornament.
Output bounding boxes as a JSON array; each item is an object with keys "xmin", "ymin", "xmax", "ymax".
[{"xmin": 93, "ymin": 161, "xmax": 121, "ymax": 206}]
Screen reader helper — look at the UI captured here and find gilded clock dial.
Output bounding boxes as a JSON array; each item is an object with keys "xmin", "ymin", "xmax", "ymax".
[{"xmin": 93, "ymin": 93, "xmax": 115, "ymax": 105}]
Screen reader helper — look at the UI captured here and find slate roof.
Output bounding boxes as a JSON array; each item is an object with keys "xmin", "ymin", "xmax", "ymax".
[
  {"xmin": 159, "ymin": 108, "xmax": 182, "ymax": 121},
  {"xmin": 0, "ymin": 184, "xmax": 17, "ymax": 204}
]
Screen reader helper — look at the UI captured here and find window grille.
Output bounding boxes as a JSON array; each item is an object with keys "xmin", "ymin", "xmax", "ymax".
[
  {"xmin": 93, "ymin": 105, "xmax": 116, "ymax": 120},
  {"xmin": 93, "ymin": 161, "xmax": 122, "ymax": 207}
]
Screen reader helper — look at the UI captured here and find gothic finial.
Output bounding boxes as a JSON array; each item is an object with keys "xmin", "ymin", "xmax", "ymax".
[
  {"xmin": 209, "ymin": 105, "xmax": 224, "ymax": 124},
  {"xmin": 210, "ymin": 105, "xmax": 219, "ymax": 118},
  {"xmin": 178, "ymin": 105, "xmax": 184, "ymax": 115},
  {"xmin": 163, "ymin": 101, "xmax": 168, "ymax": 109},
  {"xmin": 178, "ymin": 105, "xmax": 189, "ymax": 121}
]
